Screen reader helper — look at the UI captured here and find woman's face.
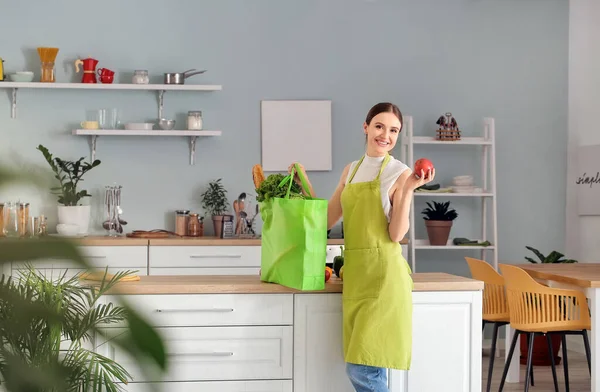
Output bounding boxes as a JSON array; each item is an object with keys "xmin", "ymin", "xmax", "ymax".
[{"xmin": 363, "ymin": 112, "xmax": 402, "ymax": 157}]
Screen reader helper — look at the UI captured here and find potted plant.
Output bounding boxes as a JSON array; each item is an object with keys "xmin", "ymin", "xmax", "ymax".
[
  {"xmin": 0, "ymin": 267, "xmax": 137, "ymax": 391},
  {"xmin": 201, "ymin": 178, "xmax": 229, "ymax": 236},
  {"xmin": 519, "ymin": 246, "xmax": 578, "ymax": 366},
  {"xmin": 421, "ymin": 201, "xmax": 458, "ymax": 245},
  {"xmin": 37, "ymin": 144, "xmax": 101, "ymax": 235}
]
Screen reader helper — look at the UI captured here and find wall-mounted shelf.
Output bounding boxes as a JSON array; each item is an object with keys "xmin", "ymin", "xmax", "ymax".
[
  {"xmin": 411, "ymin": 136, "xmax": 492, "ymax": 145},
  {"xmin": 414, "ymin": 191, "xmax": 494, "ymax": 197},
  {"xmin": 0, "ymin": 82, "xmax": 222, "ymax": 119},
  {"xmin": 72, "ymin": 129, "xmax": 222, "ymax": 165}
]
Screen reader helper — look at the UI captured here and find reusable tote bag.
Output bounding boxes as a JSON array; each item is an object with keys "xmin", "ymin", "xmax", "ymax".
[{"xmin": 260, "ymin": 164, "xmax": 328, "ymax": 290}]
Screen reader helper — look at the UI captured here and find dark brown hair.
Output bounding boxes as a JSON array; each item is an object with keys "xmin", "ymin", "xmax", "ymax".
[{"xmin": 365, "ymin": 102, "xmax": 403, "ymax": 131}]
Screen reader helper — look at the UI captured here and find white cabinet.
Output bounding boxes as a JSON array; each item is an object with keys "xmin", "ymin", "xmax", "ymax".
[
  {"xmin": 119, "ymin": 380, "xmax": 292, "ymax": 392},
  {"xmin": 11, "ymin": 245, "xmax": 148, "ymax": 277},
  {"xmin": 293, "ymin": 294, "xmax": 355, "ymax": 392},
  {"xmin": 294, "ymin": 292, "xmax": 482, "ymax": 392},
  {"xmin": 149, "ymin": 246, "xmax": 261, "ymax": 275},
  {"xmin": 97, "ymin": 325, "xmax": 293, "ymax": 383}
]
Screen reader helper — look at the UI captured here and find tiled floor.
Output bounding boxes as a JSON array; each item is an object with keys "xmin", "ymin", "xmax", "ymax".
[{"xmin": 483, "ymin": 349, "xmax": 591, "ymax": 391}]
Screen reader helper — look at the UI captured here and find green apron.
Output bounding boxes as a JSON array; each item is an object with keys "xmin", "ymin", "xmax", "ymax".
[{"xmin": 340, "ymin": 153, "xmax": 414, "ymax": 370}]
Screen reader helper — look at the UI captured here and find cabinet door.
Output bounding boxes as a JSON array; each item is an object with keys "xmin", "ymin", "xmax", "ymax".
[
  {"xmin": 293, "ymin": 294, "xmax": 355, "ymax": 392},
  {"xmin": 388, "ymin": 291, "xmax": 482, "ymax": 392}
]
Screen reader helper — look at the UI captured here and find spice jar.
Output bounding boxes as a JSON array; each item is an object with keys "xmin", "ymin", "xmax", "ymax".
[
  {"xmin": 18, "ymin": 202, "xmax": 29, "ymax": 237},
  {"xmin": 187, "ymin": 213, "xmax": 203, "ymax": 237},
  {"xmin": 175, "ymin": 210, "xmax": 190, "ymax": 236},
  {"xmin": 132, "ymin": 70, "xmax": 149, "ymax": 84},
  {"xmin": 187, "ymin": 111, "xmax": 203, "ymax": 130}
]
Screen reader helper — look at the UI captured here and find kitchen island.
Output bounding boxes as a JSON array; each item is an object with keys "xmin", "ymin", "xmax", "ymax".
[{"xmin": 94, "ymin": 273, "xmax": 483, "ymax": 392}]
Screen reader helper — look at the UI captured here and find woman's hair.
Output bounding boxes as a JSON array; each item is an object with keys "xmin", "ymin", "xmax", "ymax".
[{"xmin": 365, "ymin": 102, "xmax": 403, "ymax": 131}]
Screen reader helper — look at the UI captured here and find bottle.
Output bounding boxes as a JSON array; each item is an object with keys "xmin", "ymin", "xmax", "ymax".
[{"xmin": 187, "ymin": 213, "xmax": 202, "ymax": 237}]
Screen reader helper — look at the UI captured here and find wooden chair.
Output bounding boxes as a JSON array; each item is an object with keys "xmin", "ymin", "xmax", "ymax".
[
  {"xmin": 498, "ymin": 263, "xmax": 591, "ymax": 392},
  {"xmin": 465, "ymin": 257, "xmax": 512, "ymax": 392}
]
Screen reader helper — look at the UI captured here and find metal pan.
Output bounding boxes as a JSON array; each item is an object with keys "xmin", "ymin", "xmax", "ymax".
[{"xmin": 163, "ymin": 69, "xmax": 206, "ymax": 85}]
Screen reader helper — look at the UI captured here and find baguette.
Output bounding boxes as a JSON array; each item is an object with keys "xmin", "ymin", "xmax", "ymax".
[{"xmin": 252, "ymin": 164, "xmax": 266, "ymax": 189}]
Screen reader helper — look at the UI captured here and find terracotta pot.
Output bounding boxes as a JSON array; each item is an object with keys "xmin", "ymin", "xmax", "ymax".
[
  {"xmin": 519, "ymin": 333, "xmax": 562, "ymax": 366},
  {"xmin": 424, "ymin": 220, "xmax": 452, "ymax": 245},
  {"xmin": 212, "ymin": 215, "xmax": 225, "ymax": 237}
]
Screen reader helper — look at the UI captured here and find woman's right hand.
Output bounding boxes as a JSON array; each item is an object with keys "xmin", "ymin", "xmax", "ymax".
[{"xmin": 288, "ymin": 162, "xmax": 306, "ymax": 186}]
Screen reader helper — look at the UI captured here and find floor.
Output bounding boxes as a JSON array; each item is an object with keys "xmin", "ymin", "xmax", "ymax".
[{"xmin": 483, "ymin": 349, "xmax": 591, "ymax": 391}]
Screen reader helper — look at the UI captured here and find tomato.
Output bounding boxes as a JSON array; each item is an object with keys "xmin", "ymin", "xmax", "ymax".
[
  {"xmin": 414, "ymin": 158, "xmax": 434, "ymax": 178},
  {"xmin": 325, "ymin": 268, "xmax": 331, "ymax": 282}
]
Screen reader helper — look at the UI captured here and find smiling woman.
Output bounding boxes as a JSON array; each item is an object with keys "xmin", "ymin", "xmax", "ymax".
[{"xmin": 289, "ymin": 102, "xmax": 436, "ymax": 392}]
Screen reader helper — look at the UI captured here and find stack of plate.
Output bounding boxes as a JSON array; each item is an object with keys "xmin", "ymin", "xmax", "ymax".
[{"xmin": 451, "ymin": 175, "xmax": 480, "ymax": 193}]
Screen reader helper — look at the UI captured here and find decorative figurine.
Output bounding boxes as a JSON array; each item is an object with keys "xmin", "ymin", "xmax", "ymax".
[{"xmin": 435, "ymin": 112, "xmax": 461, "ymax": 141}]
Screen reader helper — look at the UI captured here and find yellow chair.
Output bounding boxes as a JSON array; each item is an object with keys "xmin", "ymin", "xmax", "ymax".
[
  {"xmin": 465, "ymin": 257, "xmax": 512, "ymax": 392},
  {"xmin": 498, "ymin": 263, "xmax": 591, "ymax": 392}
]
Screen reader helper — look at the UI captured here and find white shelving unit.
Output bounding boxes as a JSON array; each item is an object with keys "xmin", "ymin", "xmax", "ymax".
[
  {"xmin": 72, "ymin": 129, "xmax": 222, "ymax": 165},
  {"xmin": 399, "ymin": 116, "xmax": 498, "ymax": 272},
  {"xmin": 0, "ymin": 82, "xmax": 222, "ymax": 119}
]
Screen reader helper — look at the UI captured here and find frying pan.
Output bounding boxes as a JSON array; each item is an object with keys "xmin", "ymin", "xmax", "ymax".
[{"xmin": 163, "ymin": 69, "xmax": 206, "ymax": 85}]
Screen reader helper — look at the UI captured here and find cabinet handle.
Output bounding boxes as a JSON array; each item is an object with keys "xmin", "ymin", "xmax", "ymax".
[
  {"xmin": 170, "ymin": 352, "xmax": 234, "ymax": 357},
  {"xmin": 155, "ymin": 308, "xmax": 234, "ymax": 313},
  {"xmin": 189, "ymin": 255, "xmax": 242, "ymax": 259}
]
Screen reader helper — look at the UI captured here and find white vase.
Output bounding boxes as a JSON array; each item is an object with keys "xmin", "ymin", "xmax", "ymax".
[{"xmin": 57, "ymin": 205, "xmax": 91, "ymax": 235}]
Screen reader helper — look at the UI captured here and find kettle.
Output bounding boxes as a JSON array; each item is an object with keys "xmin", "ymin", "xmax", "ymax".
[{"xmin": 0, "ymin": 58, "xmax": 4, "ymax": 81}]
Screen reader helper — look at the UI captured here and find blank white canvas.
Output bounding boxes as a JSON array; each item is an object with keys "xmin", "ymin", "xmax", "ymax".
[
  {"xmin": 261, "ymin": 100, "xmax": 332, "ymax": 171},
  {"xmin": 576, "ymin": 144, "xmax": 600, "ymax": 215}
]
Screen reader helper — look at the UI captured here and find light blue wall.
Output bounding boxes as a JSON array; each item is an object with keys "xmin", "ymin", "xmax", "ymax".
[{"xmin": 0, "ymin": 0, "xmax": 568, "ymax": 275}]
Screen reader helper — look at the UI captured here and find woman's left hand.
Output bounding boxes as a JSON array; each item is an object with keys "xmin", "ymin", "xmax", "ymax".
[{"xmin": 404, "ymin": 168, "xmax": 435, "ymax": 191}]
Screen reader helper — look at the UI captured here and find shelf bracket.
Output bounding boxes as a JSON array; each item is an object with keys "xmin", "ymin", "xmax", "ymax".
[
  {"xmin": 89, "ymin": 135, "xmax": 98, "ymax": 162},
  {"xmin": 157, "ymin": 90, "xmax": 165, "ymax": 120},
  {"xmin": 189, "ymin": 136, "xmax": 197, "ymax": 165},
  {"xmin": 11, "ymin": 88, "xmax": 17, "ymax": 119}
]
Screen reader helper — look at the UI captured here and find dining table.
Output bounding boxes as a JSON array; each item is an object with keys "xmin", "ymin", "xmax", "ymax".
[{"xmin": 503, "ymin": 263, "xmax": 600, "ymax": 391}]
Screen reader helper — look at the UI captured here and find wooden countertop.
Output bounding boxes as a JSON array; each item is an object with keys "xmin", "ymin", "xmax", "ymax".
[
  {"xmin": 518, "ymin": 263, "xmax": 600, "ymax": 288},
  {"xmin": 57, "ymin": 236, "xmax": 408, "ymax": 246},
  {"xmin": 99, "ymin": 273, "xmax": 482, "ymax": 295}
]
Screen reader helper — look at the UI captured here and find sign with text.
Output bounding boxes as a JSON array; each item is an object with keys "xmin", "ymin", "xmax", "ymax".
[{"xmin": 576, "ymin": 144, "xmax": 600, "ymax": 215}]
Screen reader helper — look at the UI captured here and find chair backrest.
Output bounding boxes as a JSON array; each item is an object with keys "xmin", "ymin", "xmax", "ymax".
[
  {"xmin": 499, "ymin": 263, "xmax": 591, "ymax": 331},
  {"xmin": 464, "ymin": 257, "xmax": 509, "ymax": 321}
]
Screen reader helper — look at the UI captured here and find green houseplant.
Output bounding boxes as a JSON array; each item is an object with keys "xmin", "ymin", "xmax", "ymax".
[
  {"xmin": 520, "ymin": 245, "xmax": 578, "ymax": 367},
  {"xmin": 201, "ymin": 178, "xmax": 229, "ymax": 236},
  {"xmin": 37, "ymin": 144, "xmax": 101, "ymax": 235},
  {"xmin": 421, "ymin": 201, "xmax": 458, "ymax": 245},
  {"xmin": 0, "ymin": 267, "xmax": 136, "ymax": 391},
  {"xmin": 0, "ymin": 164, "xmax": 166, "ymax": 391}
]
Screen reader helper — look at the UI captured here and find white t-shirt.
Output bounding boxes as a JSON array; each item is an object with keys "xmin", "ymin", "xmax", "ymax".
[{"xmin": 345, "ymin": 154, "xmax": 409, "ymax": 221}]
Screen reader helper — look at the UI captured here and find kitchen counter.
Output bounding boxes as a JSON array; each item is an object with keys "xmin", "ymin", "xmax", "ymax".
[
  {"xmin": 58, "ymin": 235, "xmax": 408, "ymax": 246},
  {"xmin": 99, "ymin": 272, "xmax": 482, "ymax": 295}
]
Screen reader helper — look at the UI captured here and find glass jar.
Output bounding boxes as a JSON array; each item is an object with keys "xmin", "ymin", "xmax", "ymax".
[
  {"xmin": 41, "ymin": 62, "xmax": 55, "ymax": 83},
  {"xmin": 132, "ymin": 70, "xmax": 149, "ymax": 84},
  {"xmin": 187, "ymin": 213, "xmax": 203, "ymax": 237},
  {"xmin": 4, "ymin": 202, "xmax": 18, "ymax": 237},
  {"xmin": 187, "ymin": 111, "xmax": 203, "ymax": 130},
  {"xmin": 175, "ymin": 210, "xmax": 190, "ymax": 236}
]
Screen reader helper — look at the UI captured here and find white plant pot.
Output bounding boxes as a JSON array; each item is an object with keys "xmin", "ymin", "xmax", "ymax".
[{"xmin": 57, "ymin": 205, "xmax": 91, "ymax": 235}]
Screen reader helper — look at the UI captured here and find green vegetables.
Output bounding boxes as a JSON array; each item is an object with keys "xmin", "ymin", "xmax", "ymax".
[{"xmin": 256, "ymin": 173, "xmax": 304, "ymax": 202}]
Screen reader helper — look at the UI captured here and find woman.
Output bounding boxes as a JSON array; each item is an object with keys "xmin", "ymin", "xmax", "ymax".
[{"xmin": 291, "ymin": 102, "xmax": 434, "ymax": 392}]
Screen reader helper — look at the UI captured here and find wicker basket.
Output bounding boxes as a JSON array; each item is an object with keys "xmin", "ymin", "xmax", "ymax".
[{"xmin": 436, "ymin": 128, "xmax": 461, "ymax": 141}]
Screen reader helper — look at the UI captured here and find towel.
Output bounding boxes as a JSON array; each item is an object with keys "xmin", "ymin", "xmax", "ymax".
[{"xmin": 79, "ymin": 271, "xmax": 140, "ymax": 282}]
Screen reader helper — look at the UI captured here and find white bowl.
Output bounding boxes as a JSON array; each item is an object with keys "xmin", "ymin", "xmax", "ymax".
[
  {"xmin": 452, "ymin": 175, "xmax": 473, "ymax": 186},
  {"xmin": 125, "ymin": 123, "xmax": 154, "ymax": 130}
]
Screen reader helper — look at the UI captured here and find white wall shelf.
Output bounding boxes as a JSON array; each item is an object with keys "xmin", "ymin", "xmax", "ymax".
[
  {"xmin": 72, "ymin": 129, "xmax": 222, "ymax": 165},
  {"xmin": 415, "ymin": 192, "xmax": 494, "ymax": 197},
  {"xmin": 0, "ymin": 82, "xmax": 222, "ymax": 119},
  {"xmin": 412, "ymin": 239, "xmax": 496, "ymax": 250},
  {"xmin": 399, "ymin": 116, "xmax": 498, "ymax": 272}
]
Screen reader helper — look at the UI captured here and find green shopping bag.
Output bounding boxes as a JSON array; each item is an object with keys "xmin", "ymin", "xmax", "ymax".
[{"xmin": 260, "ymin": 164, "xmax": 328, "ymax": 291}]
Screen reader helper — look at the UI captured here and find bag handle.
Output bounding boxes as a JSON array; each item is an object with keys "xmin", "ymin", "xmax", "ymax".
[{"xmin": 278, "ymin": 163, "xmax": 313, "ymax": 199}]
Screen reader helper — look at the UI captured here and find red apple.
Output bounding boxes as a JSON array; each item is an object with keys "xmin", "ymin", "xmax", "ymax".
[{"xmin": 414, "ymin": 158, "xmax": 434, "ymax": 179}]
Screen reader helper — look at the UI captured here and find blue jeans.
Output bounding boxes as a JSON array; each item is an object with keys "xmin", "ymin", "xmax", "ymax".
[{"xmin": 346, "ymin": 363, "xmax": 388, "ymax": 392}]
